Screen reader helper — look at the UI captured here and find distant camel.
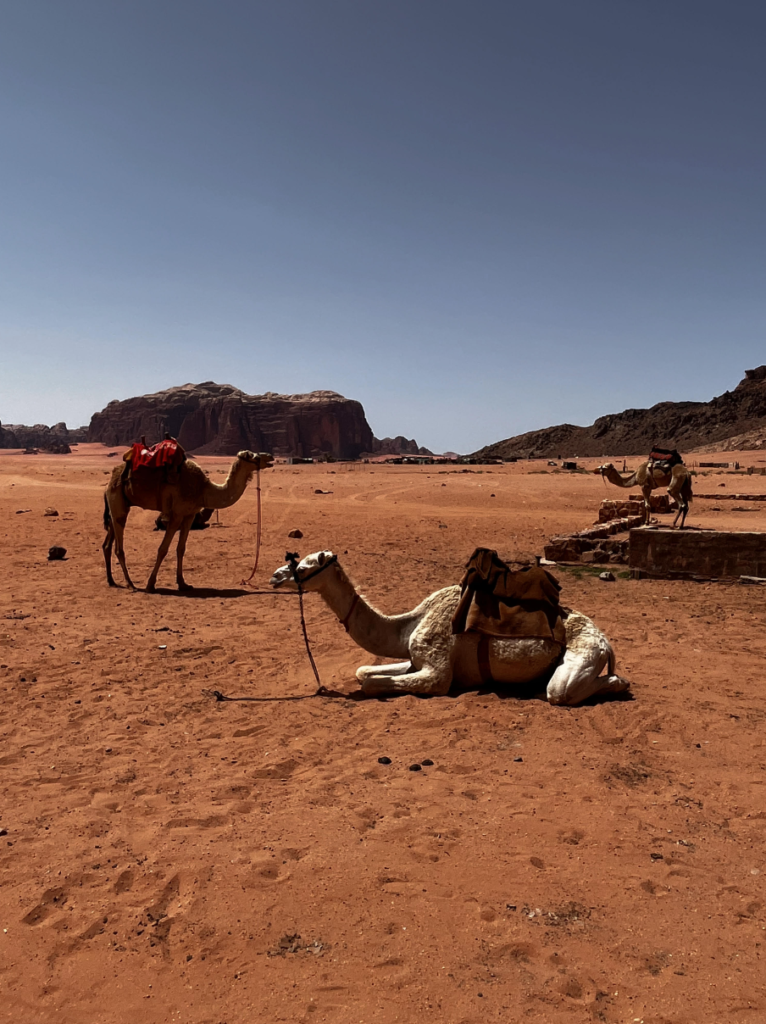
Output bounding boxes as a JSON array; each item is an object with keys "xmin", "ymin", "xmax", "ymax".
[
  {"xmin": 103, "ymin": 450, "xmax": 272, "ymax": 591},
  {"xmin": 270, "ymin": 550, "xmax": 630, "ymax": 705},
  {"xmin": 597, "ymin": 461, "xmax": 692, "ymax": 528}
]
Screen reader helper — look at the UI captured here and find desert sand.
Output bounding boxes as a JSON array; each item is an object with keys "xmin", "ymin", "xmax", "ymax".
[{"xmin": 2, "ymin": 445, "xmax": 766, "ymax": 1023}]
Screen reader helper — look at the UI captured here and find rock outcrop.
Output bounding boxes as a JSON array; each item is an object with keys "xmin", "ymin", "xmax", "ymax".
[
  {"xmin": 473, "ymin": 368, "xmax": 766, "ymax": 459},
  {"xmin": 367, "ymin": 436, "xmax": 434, "ymax": 457},
  {"xmin": 87, "ymin": 382, "xmax": 375, "ymax": 459},
  {"xmin": 0, "ymin": 421, "xmax": 87, "ymax": 451}
]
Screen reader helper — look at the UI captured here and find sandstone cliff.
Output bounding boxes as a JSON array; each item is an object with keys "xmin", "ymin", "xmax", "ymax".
[
  {"xmin": 472, "ymin": 367, "xmax": 766, "ymax": 459},
  {"xmin": 87, "ymin": 382, "xmax": 375, "ymax": 459}
]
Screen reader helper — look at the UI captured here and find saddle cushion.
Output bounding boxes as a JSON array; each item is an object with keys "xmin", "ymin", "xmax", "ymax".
[
  {"xmin": 125, "ymin": 438, "xmax": 185, "ymax": 470},
  {"xmin": 451, "ymin": 547, "xmax": 566, "ymax": 646},
  {"xmin": 649, "ymin": 447, "xmax": 683, "ymax": 470}
]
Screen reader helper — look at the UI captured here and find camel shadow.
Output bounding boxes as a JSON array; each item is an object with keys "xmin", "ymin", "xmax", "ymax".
[{"xmin": 148, "ymin": 586, "xmax": 285, "ymax": 599}]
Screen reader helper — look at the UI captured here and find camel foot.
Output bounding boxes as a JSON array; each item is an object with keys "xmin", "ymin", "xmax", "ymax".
[
  {"xmin": 145, "ymin": 583, "xmax": 157, "ymax": 593},
  {"xmin": 601, "ymin": 675, "xmax": 631, "ymax": 694},
  {"xmin": 178, "ymin": 582, "xmax": 194, "ymax": 592}
]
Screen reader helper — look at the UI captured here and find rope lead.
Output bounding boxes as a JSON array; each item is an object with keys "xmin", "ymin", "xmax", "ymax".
[
  {"xmin": 241, "ymin": 468, "xmax": 262, "ymax": 585},
  {"xmin": 286, "ymin": 551, "xmax": 324, "ymax": 693}
]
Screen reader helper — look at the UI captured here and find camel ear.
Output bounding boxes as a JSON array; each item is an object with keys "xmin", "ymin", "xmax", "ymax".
[{"xmin": 317, "ymin": 552, "xmax": 326, "ymax": 566}]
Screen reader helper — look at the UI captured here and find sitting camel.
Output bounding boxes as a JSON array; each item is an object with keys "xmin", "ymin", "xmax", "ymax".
[
  {"xmin": 597, "ymin": 461, "xmax": 692, "ymax": 528},
  {"xmin": 269, "ymin": 551, "xmax": 630, "ymax": 705},
  {"xmin": 103, "ymin": 449, "xmax": 272, "ymax": 591}
]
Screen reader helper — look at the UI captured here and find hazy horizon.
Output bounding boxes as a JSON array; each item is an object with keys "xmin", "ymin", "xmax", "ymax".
[
  {"xmin": 0, "ymin": 365, "xmax": 760, "ymax": 453},
  {"xmin": 1, "ymin": 1, "xmax": 764, "ymax": 451}
]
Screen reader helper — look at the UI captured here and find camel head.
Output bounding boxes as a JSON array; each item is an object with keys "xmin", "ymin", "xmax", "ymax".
[
  {"xmin": 270, "ymin": 550, "xmax": 337, "ymax": 591},
  {"xmin": 595, "ymin": 464, "xmax": 613, "ymax": 475},
  {"xmin": 236, "ymin": 451, "xmax": 274, "ymax": 471}
]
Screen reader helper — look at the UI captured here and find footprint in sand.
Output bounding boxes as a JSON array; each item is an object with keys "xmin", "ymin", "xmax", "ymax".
[{"xmin": 22, "ymin": 886, "xmax": 68, "ymax": 926}]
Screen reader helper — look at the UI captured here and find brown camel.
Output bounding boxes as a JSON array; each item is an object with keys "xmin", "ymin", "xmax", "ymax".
[
  {"xmin": 596, "ymin": 461, "xmax": 693, "ymax": 528},
  {"xmin": 103, "ymin": 449, "xmax": 273, "ymax": 591}
]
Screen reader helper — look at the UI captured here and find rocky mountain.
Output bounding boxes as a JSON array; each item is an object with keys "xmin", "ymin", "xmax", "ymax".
[
  {"xmin": 0, "ymin": 421, "xmax": 88, "ymax": 451},
  {"xmin": 86, "ymin": 382, "xmax": 376, "ymax": 459},
  {"xmin": 472, "ymin": 367, "xmax": 766, "ymax": 459},
  {"xmin": 367, "ymin": 436, "xmax": 434, "ymax": 457}
]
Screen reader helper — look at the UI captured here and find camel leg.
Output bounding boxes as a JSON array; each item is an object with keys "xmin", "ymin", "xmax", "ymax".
[
  {"xmin": 356, "ymin": 661, "xmax": 413, "ymax": 681},
  {"xmin": 111, "ymin": 513, "xmax": 136, "ymax": 590},
  {"xmin": 102, "ymin": 522, "xmax": 117, "ymax": 587},
  {"xmin": 146, "ymin": 517, "xmax": 181, "ymax": 592},
  {"xmin": 356, "ymin": 659, "xmax": 451, "ymax": 697},
  {"xmin": 175, "ymin": 515, "xmax": 195, "ymax": 590},
  {"xmin": 641, "ymin": 485, "xmax": 652, "ymax": 525},
  {"xmin": 546, "ymin": 644, "xmax": 630, "ymax": 706},
  {"xmin": 668, "ymin": 481, "xmax": 688, "ymax": 529}
]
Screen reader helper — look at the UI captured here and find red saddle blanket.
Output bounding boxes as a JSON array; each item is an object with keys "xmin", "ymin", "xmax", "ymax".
[
  {"xmin": 125, "ymin": 438, "xmax": 184, "ymax": 470},
  {"xmin": 649, "ymin": 447, "xmax": 683, "ymax": 468}
]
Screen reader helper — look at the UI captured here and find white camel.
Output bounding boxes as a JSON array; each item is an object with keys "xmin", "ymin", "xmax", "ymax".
[{"xmin": 270, "ymin": 551, "xmax": 630, "ymax": 706}]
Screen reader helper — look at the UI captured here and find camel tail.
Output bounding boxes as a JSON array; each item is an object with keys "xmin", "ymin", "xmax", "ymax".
[{"xmin": 103, "ymin": 493, "xmax": 111, "ymax": 531}]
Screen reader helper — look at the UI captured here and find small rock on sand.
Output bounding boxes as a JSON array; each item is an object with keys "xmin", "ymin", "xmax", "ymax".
[
  {"xmin": 599, "ymin": 571, "xmax": 616, "ymax": 582},
  {"xmin": 47, "ymin": 546, "xmax": 66, "ymax": 561},
  {"xmin": 288, "ymin": 529, "xmax": 303, "ymax": 538},
  {"xmin": 44, "ymin": 507, "xmax": 58, "ymax": 517}
]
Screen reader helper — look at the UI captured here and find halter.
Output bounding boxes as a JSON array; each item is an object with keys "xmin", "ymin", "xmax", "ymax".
[
  {"xmin": 285, "ymin": 551, "xmax": 338, "ymax": 584},
  {"xmin": 285, "ymin": 552, "xmax": 338, "ymax": 693}
]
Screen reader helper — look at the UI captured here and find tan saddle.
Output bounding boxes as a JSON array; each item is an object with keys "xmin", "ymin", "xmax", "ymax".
[{"xmin": 451, "ymin": 547, "xmax": 566, "ymax": 683}]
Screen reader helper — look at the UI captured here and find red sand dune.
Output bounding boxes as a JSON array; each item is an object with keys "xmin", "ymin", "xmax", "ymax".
[{"xmin": 1, "ymin": 447, "xmax": 765, "ymax": 1022}]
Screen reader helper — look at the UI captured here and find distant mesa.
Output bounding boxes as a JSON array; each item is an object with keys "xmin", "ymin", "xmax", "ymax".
[
  {"xmin": 471, "ymin": 367, "xmax": 766, "ymax": 459},
  {"xmin": 364, "ymin": 436, "xmax": 434, "ymax": 458},
  {"xmin": 0, "ymin": 420, "xmax": 87, "ymax": 452},
  {"xmin": 84, "ymin": 382, "xmax": 428, "ymax": 460}
]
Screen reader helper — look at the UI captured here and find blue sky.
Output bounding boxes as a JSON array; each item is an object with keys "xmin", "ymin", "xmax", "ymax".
[{"xmin": 0, "ymin": 1, "xmax": 763, "ymax": 451}]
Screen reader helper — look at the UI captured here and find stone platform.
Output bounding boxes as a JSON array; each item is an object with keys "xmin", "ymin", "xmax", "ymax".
[{"xmin": 629, "ymin": 528, "xmax": 766, "ymax": 580}]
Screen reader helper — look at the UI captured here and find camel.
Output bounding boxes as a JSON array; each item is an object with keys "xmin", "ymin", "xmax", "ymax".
[
  {"xmin": 596, "ymin": 461, "xmax": 693, "ymax": 528},
  {"xmin": 103, "ymin": 450, "xmax": 273, "ymax": 591},
  {"xmin": 269, "ymin": 551, "xmax": 630, "ymax": 705}
]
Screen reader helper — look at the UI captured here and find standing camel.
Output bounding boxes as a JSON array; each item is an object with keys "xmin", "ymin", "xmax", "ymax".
[
  {"xmin": 596, "ymin": 461, "xmax": 693, "ymax": 528},
  {"xmin": 270, "ymin": 551, "xmax": 630, "ymax": 705},
  {"xmin": 103, "ymin": 449, "xmax": 272, "ymax": 591}
]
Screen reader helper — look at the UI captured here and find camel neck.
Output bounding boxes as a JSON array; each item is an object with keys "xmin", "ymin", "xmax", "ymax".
[
  {"xmin": 607, "ymin": 467, "xmax": 638, "ymax": 488},
  {"xmin": 201, "ymin": 462, "xmax": 253, "ymax": 509},
  {"xmin": 318, "ymin": 567, "xmax": 412, "ymax": 660}
]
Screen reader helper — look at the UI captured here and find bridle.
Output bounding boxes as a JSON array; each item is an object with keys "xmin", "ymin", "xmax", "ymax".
[
  {"xmin": 284, "ymin": 552, "xmax": 342, "ymax": 694},
  {"xmin": 285, "ymin": 551, "xmax": 337, "ymax": 583},
  {"xmin": 285, "ymin": 552, "xmax": 358, "ymax": 631},
  {"xmin": 283, "ymin": 552, "xmax": 359, "ymax": 694}
]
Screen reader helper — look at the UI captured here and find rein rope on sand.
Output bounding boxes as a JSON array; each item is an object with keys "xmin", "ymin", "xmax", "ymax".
[
  {"xmin": 286, "ymin": 551, "xmax": 324, "ymax": 693},
  {"xmin": 241, "ymin": 468, "xmax": 262, "ymax": 586}
]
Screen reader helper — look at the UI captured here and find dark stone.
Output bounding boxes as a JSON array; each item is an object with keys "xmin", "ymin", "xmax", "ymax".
[
  {"xmin": 288, "ymin": 529, "xmax": 303, "ymax": 539},
  {"xmin": 408, "ymin": 763, "xmax": 422, "ymax": 772},
  {"xmin": 377, "ymin": 756, "xmax": 392, "ymax": 765},
  {"xmin": 47, "ymin": 546, "xmax": 66, "ymax": 560},
  {"xmin": 420, "ymin": 758, "xmax": 434, "ymax": 766}
]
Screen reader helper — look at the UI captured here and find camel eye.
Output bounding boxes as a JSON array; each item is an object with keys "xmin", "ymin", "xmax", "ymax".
[{"xmin": 318, "ymin": 552, "xmax": 326, "ymax": 566}]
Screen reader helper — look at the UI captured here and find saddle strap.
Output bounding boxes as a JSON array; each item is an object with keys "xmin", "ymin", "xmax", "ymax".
[{"xmin": 478, "ymin": 635, "xmax": 493, "ymax": 684}]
